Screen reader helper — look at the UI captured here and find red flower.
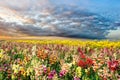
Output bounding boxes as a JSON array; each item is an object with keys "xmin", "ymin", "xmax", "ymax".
[
  {"xmin": 89, "ymin": 49, "xmax": 94, "ymax": 54},
  {"xmin": 77, "ymin": 47, "xmax": 93, "ymax": 68},
  {"xmin": 78, "ymin": 58, "xmax": 94, "ymax": 68},
  {"xmin": 78, "ymin": 60, "xmax": 87, "ymax": 68},
  {"xmin": 103, "ymin": 77, "xmax": 107, "ymax": 80},
  {"xmin": 80, "ymin": 53, "xmax": 86, "ymax": 59},
  {"xmin": 86, "ymin": 58, "xmax": 94, "ymax": 67},
  {"xmin": 108, "ymin": 60, "xmax": 119, "ymax": 71},
  {"xmin": 78, "ymin": 47, "xmax": 84, "ymax": 54},
  {"xmin": 78, "ymin": 47, "xmax": 86, "ymax": 59}
]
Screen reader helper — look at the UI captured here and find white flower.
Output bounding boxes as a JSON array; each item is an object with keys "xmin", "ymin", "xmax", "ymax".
[{"xmin": 32, "ymin": 45, "xmax": 37, "ymax": 56}]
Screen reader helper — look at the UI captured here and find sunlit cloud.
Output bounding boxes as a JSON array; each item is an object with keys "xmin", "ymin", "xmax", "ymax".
[
  {"xmin": 0, "ymin": 0, "xmax": 50, "ymax": 10},
  {"xmin": 106, "ymin": 28, "xmax": 120, "ymax": 40}
]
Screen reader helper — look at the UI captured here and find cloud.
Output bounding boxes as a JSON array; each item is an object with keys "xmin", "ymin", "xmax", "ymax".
[
  {"xmin": 0, "ymin": 4, "xmax": 109, "ymax": 39},
  {"xmin": 0, "ymin": 0, "xmax": 119, "ymax": 40},
  {"xmin": 106, "ymin": 28, "xmax": 120, "ymax": 40},
  {"xmin": 0, "ymin": 0, "xmax": 50, "ymax": 10}
]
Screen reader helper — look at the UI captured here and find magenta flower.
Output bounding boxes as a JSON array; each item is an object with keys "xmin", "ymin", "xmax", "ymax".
[
  {"xmin": 59, "ymin": 70, "xmax": 66, "ymax": 77},
  {"xmin": 48, "ymin": 70, "xmax": 56, "ymax": 79}
]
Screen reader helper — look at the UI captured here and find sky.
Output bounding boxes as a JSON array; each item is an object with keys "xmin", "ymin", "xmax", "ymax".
[{"xmin": 0, "ymin": 0, "xmax": 120, "ymax": 39}]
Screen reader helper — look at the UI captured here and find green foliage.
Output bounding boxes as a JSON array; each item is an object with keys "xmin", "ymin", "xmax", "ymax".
[{"xmin": 13, "ymin": 53, "xmax": 24, "ymax": 60}]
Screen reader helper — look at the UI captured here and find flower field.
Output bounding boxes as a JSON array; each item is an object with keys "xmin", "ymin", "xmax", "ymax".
[{"xmin": 0, "ymin": 40, "xmax": 120, "ymax": 80}]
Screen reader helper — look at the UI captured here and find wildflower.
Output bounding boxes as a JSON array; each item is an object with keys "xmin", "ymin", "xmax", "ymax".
[
  {"xmin": 75, "ymin": 67, "xmax": 82, "ymax": 78},
  {"xmin": 34, "ymin": 65, "xmax": 44, "ymax": 76},
  {"xmin": 0, "ymin": 67, "xmax": 3, "ymax": 72},
  {"xmin": 74, "ymin": 76, "xmax": 80, "ymax": 80},
  {"xmin": 43, "ymin": 66, "xmax": 47, "ymax": 74},
  {"xmin": 108, "ymin": 60, "xmax": 119, "ymax": 72},
  {"xmin": 59, "ymin": 70, "xmax": 67, "ymax": 77},
  {"xmin": 0, "ymin": 49, "xmax": 4, "ymax": 54},
  {"xmin": 11, "ymin": 74, "xmax": 16, "ymax": 80},
  {"xmin": 20, "ymin": 67, "xmax": 26, "ymax": 76},
  {"xmin": 26, "ymin": 67, "xmax": 33, "ymax": 76},
  {"xmin": 32, "ymin": 45, "xmax": 36, "ymax": 56},
  {"xmin": 80, "ymin": 53, "xmax": 86, "ymax": 59},
  {"xmin": 0, "ymin": 53, "xmax": 3, "ymax": 59},
  {"xmin": 12, "ymin": 64, "xmax": 20, "ymax": 74},
  {"xmin": 37, "ymin": 50, "xmax": 48, "ymax": 60},
  {"xmin": 86, "ymin": 58, "xmax": 94, "ymax": 67},
  {"xmin": 78, "ymin": 51, "xmax": 93, "ymax": 68},
  {"xmin": 78, "ymin": 47, "xmax": 86, "ymax": 59},
  {"xmin": 7, "ymin": 68, "xmax": 12, "ymax": 77},
  {"xmin": 60, "ymin": 59, "xmax": 65, "ymax": 65},
  {"xmin": 24, "ymin": 55, "xmax": 30, "ymax": 62},
  {"xmin": 78, "ymin": 47, "xmax": 83, "ymax": 54},
  {"xmin": 78, "ymin": 60, "xmax": 86, "ymax": 68},
  {"xmin": 61, "ymin": 63, "xmax": 70, "ymax": 73},
  {"xmin": 48, "ymin": 70, "xmax": 56, "ymax": 79},
  {"xmin": 49, "ymin": 53, "xmax": 58, "ymax": 64},
  {"xmin": 47, "ymin": 67, "xmax": 51, "ymax": 74}
]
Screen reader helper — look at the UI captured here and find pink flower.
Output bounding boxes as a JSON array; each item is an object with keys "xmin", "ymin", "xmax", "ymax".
[
  {"xmin": 74, "ymin": 77, "xmax": 80, "ymax": 80},
  {"xmin": 43, "ymin": 66, "xmax": 47, "ymax": 74},
  {"xmin": 48, "ymin": 70, "xmax": 56, "ymax": 79},
  {"xmin": 59, "ymin": 70, "xmax": 66, "ymax": 77},
  {"xmin": 0, "ymin": 67, "xmax": 3, "ymax": 72}
]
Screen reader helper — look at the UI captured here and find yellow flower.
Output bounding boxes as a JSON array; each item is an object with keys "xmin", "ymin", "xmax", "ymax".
[
  {"xmin": 85, "ymin": 69, "xmax": 88, "ymax": 73},
  {"xmin": 0, "ymin": 49, "xmax": 5, "ymax": 59},
  {"xmin": 0, "ymin": 53, "xmax": 3, "ymax": 59},
  {"xmin": 11, "ymin": 74, "xmax": 16, "ymax": 80},
  {"xmin": 20, "ymin": 67, "xmax": 26, "ymax": 76},
  {"xmin": 0, "ymin": 49, "xmax": 4, "ymax": 54},
  {"xmin": 12, "ymin": 64, "xmax": 20, "ymax": 74},
  {"xmin": 26, "ymin": 67, "xmax": 33, "ymax": 76},
  {"xmin": 75, "ymin": 67, "xmax": 82, "ymax": 78}
]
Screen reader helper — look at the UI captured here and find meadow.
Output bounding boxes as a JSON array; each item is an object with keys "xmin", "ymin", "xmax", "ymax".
[{"xmin": 0, "ymin": 40, "xmax": 120, "ymax": 80}]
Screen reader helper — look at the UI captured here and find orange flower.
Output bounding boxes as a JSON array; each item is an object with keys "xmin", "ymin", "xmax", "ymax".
[
  {"xmin": 47, "ymin": 67, "xmax": 51, "ymax": 74},
  {"xmin": 37, "ymin": 50, "xmax": 48, "ymax": 60},
  {"xmin": 49, "ymin": 53, "xmax": 58, "ymax": 64},
  {"xmin": 24, "ymin": 56, "xmax": 30, "ymax": 62}
]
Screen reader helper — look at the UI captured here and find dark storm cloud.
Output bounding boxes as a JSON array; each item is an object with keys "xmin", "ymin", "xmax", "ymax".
[
  {"xmin": 0, "ymin": 0, "xmax": 120, "ymax": 39},
  {"xmin": 0, "ymin": 5, "xmax": 114, "ymax": 39}
]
